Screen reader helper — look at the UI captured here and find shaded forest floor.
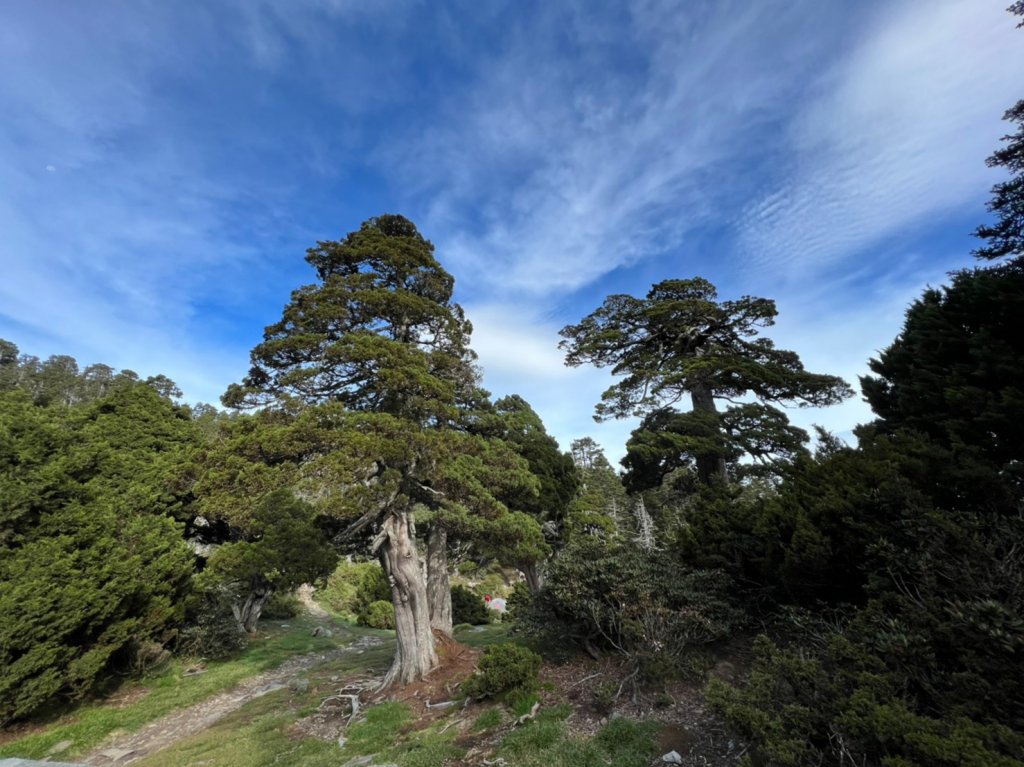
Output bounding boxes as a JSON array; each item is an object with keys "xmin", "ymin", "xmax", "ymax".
[{"xmin": 0, "ymin": 609, "xmax": 748, "ymax": 767}]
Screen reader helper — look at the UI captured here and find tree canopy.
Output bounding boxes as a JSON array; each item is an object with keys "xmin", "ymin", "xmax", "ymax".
[{"xmin": 560, "ymin": 278, "xmax": 852, "ymax": 486}]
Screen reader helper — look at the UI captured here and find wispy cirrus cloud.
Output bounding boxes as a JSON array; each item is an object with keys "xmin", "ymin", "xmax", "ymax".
[
  {"xmin": 739, "ymin": 0, "xmax": 1023, "ymax": 280},
  {"xmin": 392, "ymin": 0, "xmax": 855, "ymax": 298}
]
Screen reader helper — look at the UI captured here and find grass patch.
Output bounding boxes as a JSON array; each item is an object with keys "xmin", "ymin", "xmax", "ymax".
[
  {"xmin": 342, "ymin": 701, "xmax": 412, "ymax": 754},
  {"xmin": 499, "ymin": 708, "xmax": 658, "ymax": 767},
  {"xmin": 454, "ymin": 623, "xmax": 511, "ymax": 648},
  {"xmin": 0, "ymin": 616, "xmax": 357, "ymax": 761},
  {"xmin": 472, "ymin": 707, "xmax": 505, "ymax": 731}
]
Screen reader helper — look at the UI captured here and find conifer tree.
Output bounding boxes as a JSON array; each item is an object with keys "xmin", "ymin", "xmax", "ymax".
[{"xmin": 560, "ymin": 278, "xmax": 851, "ymax": 488}]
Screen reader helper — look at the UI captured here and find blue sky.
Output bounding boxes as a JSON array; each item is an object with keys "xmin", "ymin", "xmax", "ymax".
[{"xmin": 2, "ymin": 0, "xmax": 1022, "ymax": 461}]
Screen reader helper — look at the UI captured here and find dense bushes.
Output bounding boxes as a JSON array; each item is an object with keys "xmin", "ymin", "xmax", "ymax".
[
  {"xmin": 451, "ymin": 584, "xmax": 489, "ymax": 625},
  {"xmin": 317, "ymin": 560, "xmax": 392, "ymax": 622},
  {"xmin": 708, "ymin": 633, "xmax": 1024, "ymax": 767},
  {"xmin": 0, "ymin": 385, "xmax": 196, "ymax": 724},
  {"xmin": 462, "ymin": 643, "xmax": 542, "ymax": 699},
  {"xmin": 523, "ymin": 538, "xmax": 741, "ymax": 679},
  {"xmin": 176, "ymin": 590, "xmax": 248, "ymax": 660},
  {"xmin": 360, "ymin": 600, "xmax": 396, "ymax": 630}
]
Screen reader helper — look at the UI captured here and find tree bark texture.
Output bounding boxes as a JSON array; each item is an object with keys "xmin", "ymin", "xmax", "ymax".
[
  {"xmin": 521, "ymin": 561, "xmax": 544, "ymax": 593},
  {"xmin": 377, "ymin": 512, "xmax": 438, "ymax": 688},
  {"xmin": 426, "ymin": 525, "xmax": 453, "ymax": 635},
  {"xmin": 233, "ymin": 577, "xmax": 272, "ymax": 634},
  {"xmin": 689, "ymin": 381, "xmax": 728, "ymax": 484}
]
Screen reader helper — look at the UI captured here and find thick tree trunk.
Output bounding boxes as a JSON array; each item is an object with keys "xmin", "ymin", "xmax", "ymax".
[
  {"xmin": 689, "ymin": 382, "xmax": 728, "ymax": 484},
  {"xmin": 520, "ymin": 561, "xmax": 544, "ymax": 593},
  {"xmin": 426, "ymin": 525, "xmax": 453, "ymax": 635},
  {"xmin": 233, "ymin": 578, "xmax": 272, "ymax": 634},
  {"xmin": 377, "ymin": 512, "xmax": 438, "ymax": 688}
]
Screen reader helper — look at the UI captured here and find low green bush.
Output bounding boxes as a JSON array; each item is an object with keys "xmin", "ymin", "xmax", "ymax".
[
  {"xmin": 359, "ymin": 600, "xmax": 396, "ymax": 630},
  {"xmin": 462, "ymin": 642, "xmax": 542, "ymax": 699},
  {"xmin": 261, "ymin": 591, "xmax": 301, "ymax": 619},
  {"xmin": 708, "ymin": 634, "xmax": 1024, "ymax": 767},
  {"xmin": 177, "ymin": 590, "xmax": 248, "ymax": 660},
  {"xmin": 451, "ymin": 584, "xmax": 489, "ymax": 625},
  {"xmin": 317, "ymin": 560, "xmax": 391, "ymax": 619}
]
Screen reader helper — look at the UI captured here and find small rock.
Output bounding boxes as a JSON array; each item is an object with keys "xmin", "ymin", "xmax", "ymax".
[
  {"xmin": 610, "ymin": 711, "xmax": 622, "ymax": 720},
  {"xmin": 47, "ymin": 739, "xmax": 74, "ymax": 754},
  {"xmin": 342, "ymin": 755, "xmax": 376, "ymax": 767},
  {"xmin": 100, "ymin": 747, "xmax": 138, "ymax": 761},
  {"xmin": 661, "ymin": 751, "xmax": 683, "ymax": 764},
  {"xmin": 311, "ymin": 626, "xmax": 333, "ymax": 637},
  {"xmin": 337, "ymin": 735, "xmax": 347, "ymax": 748},
  {"xmin": 288, "ymin": 678, "xmax": 310, "ymax": 694}
]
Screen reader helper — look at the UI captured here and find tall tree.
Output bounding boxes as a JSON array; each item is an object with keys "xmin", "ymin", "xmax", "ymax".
[
  {"xmin": 0, "ymin": 384, "xmax": 196, "ymax": 724},
  {"xmin": 973, "ymin": 4, "xmax": 1024, "ymax": 262},
  {"xmin": 560, "ymin": 278, "xmax": 851, "ymax": 487},
  {"xmin": 470, "ymin": 394, "xmax": 578, "ymax": 589},
  {"xmin": 860, "ymin": 262, "xmax": 1024, "ymax": 504},
  {"xmin": 221, "ymin": 215, "xmax": 526, "ymax": 684}
]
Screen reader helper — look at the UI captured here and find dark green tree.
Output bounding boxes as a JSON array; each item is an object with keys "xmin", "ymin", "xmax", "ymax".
[
  {"xmin": 198, "ymin": 489, "xmax": 337, "ymax": 633},
  {"xmin": 973, "ymin": 4, "xmax": 1024, "ymax": 262},
  {"xmin": 560, "ymin": 278, "xmax": 852, "ymax": 487},
  {"xmin": 471, "ymin": 394, "xmax": 579, "ymax": 590},
  {"xmin": 565, "ymin": 437, "xmax": 628, "ymax": 542},
  {"xmin": 0, "ymin": 384, "xmax": 196, "ymax": 724},
  {"xmin": 860, "ymin": 262, "xmax": 1024, "ymax": 498},
  {"xmin": 220, "ymin": 215, "xmax": 533, "ymax": 685}
]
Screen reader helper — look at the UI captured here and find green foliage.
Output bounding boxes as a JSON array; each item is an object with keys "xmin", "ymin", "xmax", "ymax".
[
  {"xmin": 318, "ymin": 560, "xmax": 392, "ymax": 619},
  {"xmin": 360, "ymin": 600, "xmax": 397, "ymax": 630},
  {"xmin": 564, "ymin": 440, "xmax": 628, "ymax": 544},
  {"xmin": 471, "ymin": 394, "xmax": 580, "ymax": 550},
  {"xmin": 708, "ymin": 634, "xmax": 1024, "ymax": 767},
  {"xmin": 862, "ymin": 262, "xmax": 1024, "ymax": 493},
  {"xmin": 462, "ymin": 642, "xmax": 543, "ymax": 699},
  {"xmin": 472, "ymin": 707, "xmax": 505, "ymax": 731},
  {"xmin": 560, "ymin": 278, "xmax": 851, "ymax": 485},
  {"xmin": 974, "ymin": 97, "xmax": 1024, "ymax": 262},
  {"xmin": 451, "ymin": 584, "xmax": 489, "ymax": 625},
  {"xmin": 261, "ymin": 591, "xmax": 302, "ymax": 620},
  {"xmin": 505, "ymin": 581, "xmax": 534, "ymax": 621},
  {"xmin": 177, "ymin": 590, "xmax": 248, "ymax": 660},
  {"xmin": 498, "ymin": 707, "xmax": 657, "ymax": 767},
  {"xmin": 198, "ymin": 489, "xmax": 338, "ymax": 632},
  {"xmin": 525, "ymin": 539, "xmax": 741, "ymax": 678},
  {"xmin": 0, "ymin": 383, "xmax": 197, "ymax": 724}
]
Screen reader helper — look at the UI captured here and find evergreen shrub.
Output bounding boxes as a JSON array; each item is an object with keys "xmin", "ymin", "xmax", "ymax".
[
  {"xmin": 451, "ymin": 583, "xmax": 489, "ymax": 625},
  {"xmin": 462, "ymin": 642, "xmax": 542, "ymax": 699},
  {"xmin": 360, "ymin": 600, "xmax": 396, "ymax": 630}
]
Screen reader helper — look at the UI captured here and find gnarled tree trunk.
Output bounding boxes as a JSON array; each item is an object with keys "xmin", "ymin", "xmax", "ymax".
[
  {"xmin": 233, "ymin": 576, "xmax": 272, "ymax": 634},
  {"xmin": 377, "ymin": 512, "xmax": 438, "ymax": 688},
  {"xmin": 520, "ymin": 560, "xmax": 544, "ymax": 593},
  {"xmin": 426, "ymin": 525, "xmax": 453, "ymax": 635}
]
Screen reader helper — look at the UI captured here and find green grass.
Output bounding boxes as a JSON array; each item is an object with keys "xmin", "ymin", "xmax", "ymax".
[
  {"xmin": 134, "ymin": 697, "xmax": 464, "ymax": 767},
  {"xmin": 454, "ymin": 622, "xmax": 512, "ymax": 648},
  {"xmin": 499, "ymin": 707, "xmax": 659, "ymax": 767},
  {"xmin": 472, "ymin": 707, "xmax": 505, "ymax": 731},
  {"xmin": 2, "ymin": 613, "xmax": 659, "ymax": 767},
  {"xmin": 0, "ymin": 616, "xmax": 361, "ymax": 761}
]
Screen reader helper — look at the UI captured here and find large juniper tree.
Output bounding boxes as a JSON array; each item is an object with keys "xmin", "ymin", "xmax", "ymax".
[
  {"xmin": 559, "ymin": 278, "xmax": 852, "ymax": 487},
  {"xmin": 221, "ymin": 215, "xmax": 532, "ymax": 684}
]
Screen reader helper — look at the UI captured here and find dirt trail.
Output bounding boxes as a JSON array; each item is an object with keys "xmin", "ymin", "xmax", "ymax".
[{"xmin": 83, "ymin": 632, "xmax": 383, "ymax": 766}]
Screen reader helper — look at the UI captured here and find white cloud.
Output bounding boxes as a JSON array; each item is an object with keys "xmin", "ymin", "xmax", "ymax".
[
  {"xmin": 467, "ymin": 302, "xmax": 638, "ymax": 464},
  {"xmin": 740, "ymin": 0, "xmax": 1023, "ymax": 277},
  {"xmin": 397, "ymin": 1, "xmax": 849, "ymax": 299}
]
